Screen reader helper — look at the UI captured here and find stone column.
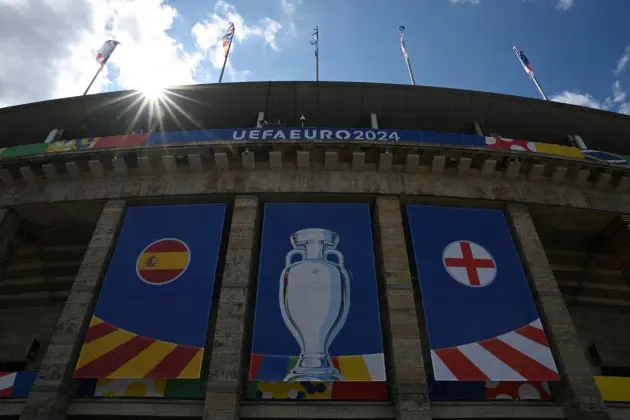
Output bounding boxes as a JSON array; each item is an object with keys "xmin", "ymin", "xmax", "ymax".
[
  {"xmin": 20, "ymin": 200, "xmax": 126, "ymax": 420},
  {"xmin": 0, "ymin": 208, "xmax": 21, "ymax": 281},
  {"xmin": 203, "ymin": 196, "xmax": 259, "ymax": 420},
  {"xmin": 376, "ymin": 197, "xmax": 431, "ymax": 420},
  {"xmin": 507, "ymin": 204, "xmax": 610, "ymax": 420}
]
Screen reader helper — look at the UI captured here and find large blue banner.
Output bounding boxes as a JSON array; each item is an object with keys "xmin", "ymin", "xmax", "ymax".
[
  {"xmin": 406, "ymin": 205, "xmax": 559, "ymax": 382},
  {"xmin": 75, "ymin": 204, "xmax": 226, "ymax": 379},
  {"xmin": 148, "ymin": 128, "xmax": 486, "ymax": 147},
  {"xmin": 249, "ymin": 203, "xmax": 386, "ymax": 384}
]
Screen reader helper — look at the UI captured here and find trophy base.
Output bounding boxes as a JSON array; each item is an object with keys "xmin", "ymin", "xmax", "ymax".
[{"xmin": 284, "ymin": 369, "xmax": 343, "ymax": 382}]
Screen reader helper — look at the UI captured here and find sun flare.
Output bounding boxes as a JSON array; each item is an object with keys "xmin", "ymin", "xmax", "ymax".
[{"xmin": 138, "ymin": 77, "xmax": 168, "ymax": 100}]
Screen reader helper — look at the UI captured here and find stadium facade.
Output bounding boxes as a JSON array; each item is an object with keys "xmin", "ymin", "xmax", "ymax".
[{"xmin": 0, "ymin": 81, "xmax": 629, "ymax": 420}]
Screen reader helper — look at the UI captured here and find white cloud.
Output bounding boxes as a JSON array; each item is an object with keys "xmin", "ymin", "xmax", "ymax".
[
  {"xmin": 192, "ymin": 0, "xmax": 282, "ymax": 79},
  {"xmin": 104, "ymin": 1, "xmax": 202, "ymax": 93},
  {"xmin": 556, "ymin": 0, "xmax": 574, "ymax": 10},
  {"xmin": 615, "ymin": 45, "xmax": 630, "ymax": 76},
  {"xmin": 448, "ymin": 0, "xmax": 574, "ymax": 9},
  {"xmin": 611, "ymin": 80, "xmax": 626, "ymax": 103},
  {"xmin": 281, "ymin": 0, "xmax": 302, "ymax": 16},
  {"xmin": 551, "ymin": 91, "xmax": 604, "ymax": 109},
  {"xmin": 0, "ymin": 0, "xmax": 201, "ymax": 108},
  {"xmin": 0, "ymin": 0, "xmax": 288, "ymax": 107},
  {"xmin": 552, "ymin": 81, "xmax": 630, "ymax": 115}
]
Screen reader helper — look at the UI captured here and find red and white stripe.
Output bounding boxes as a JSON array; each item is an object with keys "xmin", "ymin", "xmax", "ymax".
[
  {"xmin": 0, "ymin": 372, "xmax": 17, "ymax": 398},
  {"xmin": 431, "ymin": 319, "xmax": 560, "ymax": 382}
]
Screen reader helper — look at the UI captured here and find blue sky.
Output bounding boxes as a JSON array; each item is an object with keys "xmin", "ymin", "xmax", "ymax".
[
  {"xmin": 164, "ymin": 0, "xmax": 630, "ymax": 114},
  {"xmin": 2, "ymin": 0, "xmax": 630, "ymax": 113}
]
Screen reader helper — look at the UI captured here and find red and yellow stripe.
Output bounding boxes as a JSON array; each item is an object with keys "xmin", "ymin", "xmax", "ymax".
[{"xmin": 74, "ymin": 317, "xmax": 203, "ymax": 379}]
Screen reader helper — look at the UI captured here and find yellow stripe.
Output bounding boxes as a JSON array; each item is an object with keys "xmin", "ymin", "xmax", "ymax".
[
  {"xmin": 75, "ymin": 329, "xmax": 136, "ymax": 369},
  {"xmin": 89, "ymin": 316, "xmax": 104, "ymax": 327},
  {"xmin": 535, "ymin": 143, "xmax": 583, "ymax": 159},
  {"xmin": 137, "ymin": 252, "xmax": 189, "ymax": 270},
  {"xmin": 337, "ymin": 356, "xmax": 372, "ymax": 381},
  {"xmin": 108, "ymin": 341, "xmax": 177, "ymax": 378},
  {"xmin": 177, "ymin": 349, "xmax": 204, "ymax": 379},
  {"xmin": 595, "ymin": 376, "xmax": 630, "ymax": 402}
]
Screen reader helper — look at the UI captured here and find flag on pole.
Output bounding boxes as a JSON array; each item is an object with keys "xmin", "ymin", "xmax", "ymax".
[
  {"xmin": 310, "ymin": 27, "xmax": 319, "ymax": 56},
  {"xmin": 399, "ymin": 25, "xmax": 409, "ymax": 60},
  {"xmin": 514, "ymin": 46, "xmax": 534, "ymax": 76},
  {"xmin": 95, "ymin": 40, "xmax": 119, "ymax": 65},
  {"xmin": 222, "ymin": 22, "xmax": 235, "ymax": 57}
]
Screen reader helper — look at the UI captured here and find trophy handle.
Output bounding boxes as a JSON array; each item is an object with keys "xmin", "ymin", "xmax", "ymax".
[
  {"xmin": 325, "ymin": 250, "xmax": 344, "ymax": 268},
  {"xmin": 285, "ymin": 250, "xmax": 305, "ymax": 266}
]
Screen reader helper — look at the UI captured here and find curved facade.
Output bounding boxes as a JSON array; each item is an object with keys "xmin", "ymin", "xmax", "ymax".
[{"xmin": 0, "ymin": 82, "xmax": 629, "ymax": 420}]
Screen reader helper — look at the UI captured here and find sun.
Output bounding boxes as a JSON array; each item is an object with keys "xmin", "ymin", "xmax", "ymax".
[
  {"xmin": 141, "ymin": 84, "xmax": 166, "ymax": 100},
  {"xmin": 138, "ymin": 77, "xmax": 167, "ymax": 100}
]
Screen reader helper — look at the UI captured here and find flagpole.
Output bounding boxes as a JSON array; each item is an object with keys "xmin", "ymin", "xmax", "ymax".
[
  {"xmin": 405, "ymin": 56, "xmax": 416, "ymax": 86},
  {"xmin": 83, "ymin": 62, "xmax": 106, "ymax": 96},
  {"xmin": 315, "ymin": 27, "xmax": 319, "ymax": 83},
  {"xmin": 219, "ymin": 30, "xmax": 234, "ymax": 84},
  {"xmin": 399, "ymin": 26, "xmax": 416, "ymax": 86},
  {"xmin": 531, "ymin": 75, "xmax": 548, "ymax": 101}
]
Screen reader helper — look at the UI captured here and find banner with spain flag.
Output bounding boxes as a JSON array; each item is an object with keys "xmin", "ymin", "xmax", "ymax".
[{"xmin": 74, "ymin": 204, "xmax": 226, "ymax": 379}]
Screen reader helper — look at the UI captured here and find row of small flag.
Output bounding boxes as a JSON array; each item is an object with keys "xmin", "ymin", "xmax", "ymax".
[
  {"xmin": 94, "ymin": 21, "xmax": 237, "ymax": 67},
  {"xmin": 91, "ymin": 23, "xmax": 539, "ymax": 92}
]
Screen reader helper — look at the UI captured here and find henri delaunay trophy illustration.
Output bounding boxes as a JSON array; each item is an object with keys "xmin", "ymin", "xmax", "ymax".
[{"xmin": 279, "ymin": 228, "xmax": 351, "ymax": 382}]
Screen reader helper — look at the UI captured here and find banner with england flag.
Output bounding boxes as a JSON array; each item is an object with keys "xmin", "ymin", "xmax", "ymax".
[{"xmin": 406, "ymin": 205, "xmax": 559, "ymax": 382}]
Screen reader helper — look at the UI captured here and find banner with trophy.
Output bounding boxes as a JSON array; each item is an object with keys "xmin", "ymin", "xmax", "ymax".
[
  {"xmin": 406, "ymin": 205, "xmax": 559, "ymax": 383},
  {"xmin": 248, "ymin": 203, "xmax": 387, "ymax": 400}
]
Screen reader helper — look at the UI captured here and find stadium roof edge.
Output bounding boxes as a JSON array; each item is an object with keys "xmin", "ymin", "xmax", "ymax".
[{"xmin": 1, "ymin": 81, "xmax": 629, "ymax": 154}]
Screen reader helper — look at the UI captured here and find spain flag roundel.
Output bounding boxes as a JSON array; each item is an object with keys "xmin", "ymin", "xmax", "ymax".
[{"xmin": 136, "ymin": 238, "xmax": 190, "ymax": 285}]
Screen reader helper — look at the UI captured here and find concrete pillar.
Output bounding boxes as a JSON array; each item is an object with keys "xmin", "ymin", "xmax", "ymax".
[
  {"xmin": 371, "ymin": 112, "xmax": 379, "ymax": 129},
  {"xmin": 507, "ymin": 204, "xmax": 610, "ymax": 420},
  {"xmin": 0, "ymin": 209, "xmax": 21, "ymax": 280},
  {"xmin": 203, "ymin": 196, "xmax": 259, "ymax": 420},
  {"xmin": 376, "ymin": 197, "xmax": 431, "ymax": 420},
  {"xmin": 19, "ymin": 200, "xmax": 126, "ymax": 420}
]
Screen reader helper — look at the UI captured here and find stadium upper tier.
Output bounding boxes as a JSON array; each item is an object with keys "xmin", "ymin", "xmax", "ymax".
[{"xmin": 0, "ymin": 81, "xmax": 629, "ymax": 159}]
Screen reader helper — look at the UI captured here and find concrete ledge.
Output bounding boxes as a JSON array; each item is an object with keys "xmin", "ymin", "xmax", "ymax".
[
  {"xmin": 66, "ymin": 399, "xmax": 203, "ymax": 417},
  {"xmin": 239, "ymin": 402, "xmax": 394, "ymax": 418},
  {"xmin": 0, "ymin": 399, "xmax": 25, "ymax": 417},
  {"xmin": 608, "ymin": 403, "xmax": 630, "ymax": 420},
  {"xmin": 431, "ymin": 402, "xmax": 564, "ymax": 419}
]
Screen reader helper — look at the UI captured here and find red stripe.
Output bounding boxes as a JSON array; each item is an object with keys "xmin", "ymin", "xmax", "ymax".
[
  {"xmin": 331, "ymin": 381, "xmax": 388, "ymax": 400},
  {"xmin": 145, "ymin": 240, "xmax": 187, "ymax": 253},
  {"xmin": 83, "ymin": 321, "xmax": 117, "ymax": 344},
  {"xmin": 434, "ymin": 348, "xmax": 490, "ymax": 381},
  {"xmin": 74, "ymin": 335, "xmax": 155, "ymax": 378},
  {"xmin": 139, "ymin": 269, "xmax": 184, "ymax": 283},
  {"xmin": 331, "ymin": 356, "xmax": 341, "ymax": 372},
  {"xmin": 95, "ymin": 134, "xmax": 148, "ymax": 149},
  {"xmin": 0, "ymin": 387, "xmax": 11, "ymax": 398},
  {"xmin": 249, "ymin": 354, "xmax": 263, "ymax": 380},
  {"xmin": 480, "ymin": 338, "xmax": 560, "ymax": 381},
  {"xmin": 145, "ymin": 346, "xmax": 200, "ymax": 378},
  {"xmin": 516, "ymin": 325, "xmax": 549, "ymax": 347}
]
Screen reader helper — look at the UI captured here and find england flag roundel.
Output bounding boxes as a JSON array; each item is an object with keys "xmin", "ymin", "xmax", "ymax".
[{"xmin": 442, "ymin": 240, "xmax": 496, "ymax": 288}]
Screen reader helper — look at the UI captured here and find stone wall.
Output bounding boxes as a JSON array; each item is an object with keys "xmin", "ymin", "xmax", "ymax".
[
  {"xmin": 570, "ymin": 306, "xmax": 630, "ymax": 368},
  {"xmin": 0, "ymin": 305, "xmax": 63, "ymax": 368},
  {"xmin": 1, "ymin": 170, "xmax": 629, "ymax": 214}
]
